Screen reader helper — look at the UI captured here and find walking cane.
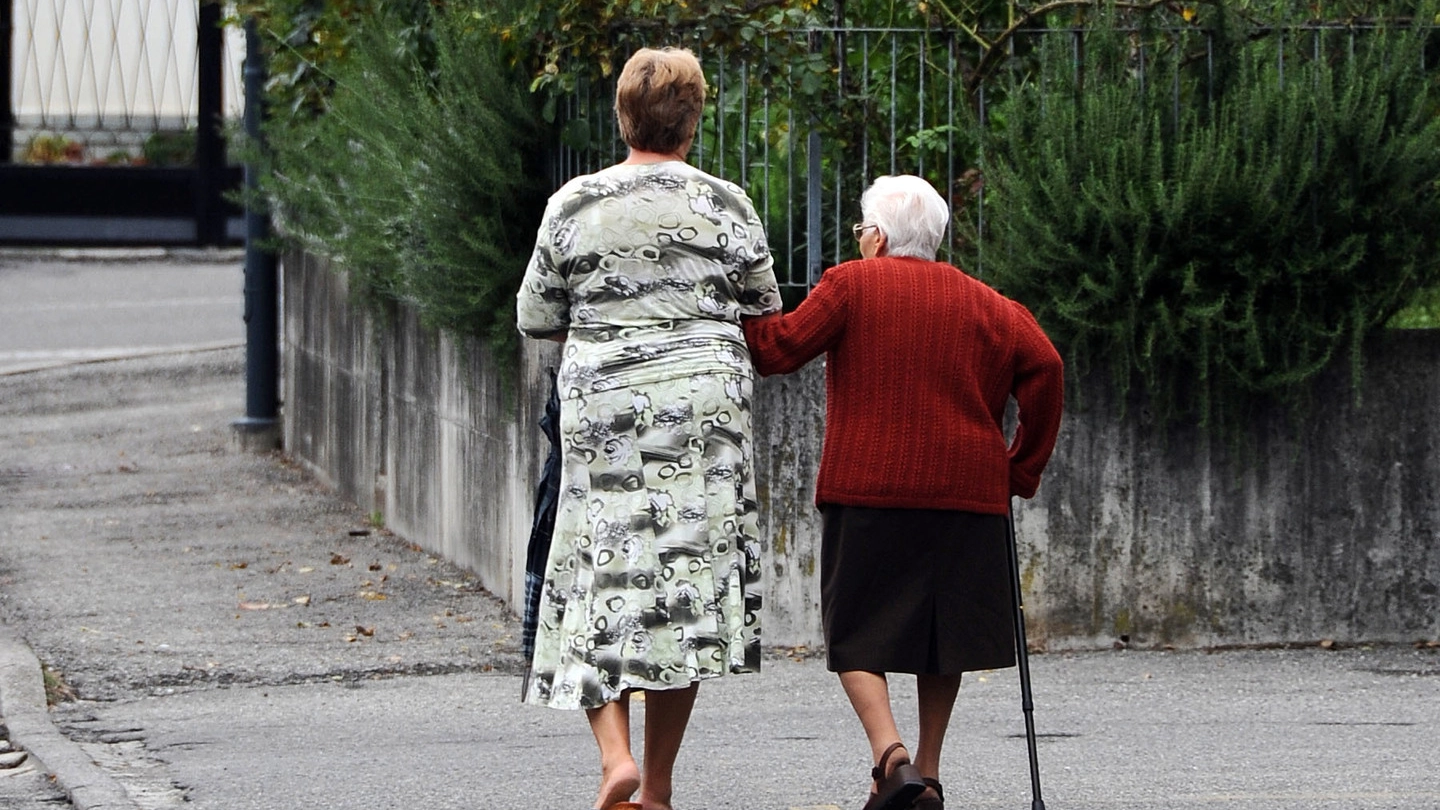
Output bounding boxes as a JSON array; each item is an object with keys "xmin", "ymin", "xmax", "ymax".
[{"xmin": 1006, "ymin": 502, "xmax": 1047, "ymax": 810}]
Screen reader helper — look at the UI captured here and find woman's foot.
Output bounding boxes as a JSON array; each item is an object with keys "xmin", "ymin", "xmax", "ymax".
[
  {"xmin": 912, "ymin": 777, "xmax": 944, "ymax": 809},
  {"xmin": 594, "ymin": 758, "xmax": 641, "ymax": 810},
  {"xmin": 862, "ymin": 742, "xmax": 926, "ymax": 810}
]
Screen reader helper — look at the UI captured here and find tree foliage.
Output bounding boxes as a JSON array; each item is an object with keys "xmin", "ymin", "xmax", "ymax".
[
  {"xmin": 258, "ymin": 3, "xmax": 548, "ymax": 356},
  {"xmin": 975, "ymin": 6, "xmax": 1440, "ymax": 432},
  {"xmin": 235, "ymin": 0, "xmax": 1440, "ymax": 411}
]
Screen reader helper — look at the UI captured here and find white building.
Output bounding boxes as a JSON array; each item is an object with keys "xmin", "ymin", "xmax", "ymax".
[{"xmin": 8, "ymin": 0, "xmax": 245, "ymax": 161}]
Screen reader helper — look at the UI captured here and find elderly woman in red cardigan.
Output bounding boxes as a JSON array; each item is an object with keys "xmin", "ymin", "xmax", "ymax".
[{"xmin": 743, "ymin": 174, "xmax": 1064, "ymax": 810}]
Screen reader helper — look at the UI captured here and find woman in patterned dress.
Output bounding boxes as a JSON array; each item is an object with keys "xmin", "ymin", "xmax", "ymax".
[{"xmin": 516, "ymin": 47, "xmax": 781, "ymax": 810}]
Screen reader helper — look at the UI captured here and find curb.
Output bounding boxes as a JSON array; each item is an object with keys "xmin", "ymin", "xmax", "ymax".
[
  {"xmin": 0, "ymin": 247, "xmax": 244, "ymax": 264},
  {"xmin": 0, "ymin": 627, "xmax": 140, "ymax": 810},
  {"xmin": 0, "ymin": 340, "xmax": 245, "ymax": 377}
]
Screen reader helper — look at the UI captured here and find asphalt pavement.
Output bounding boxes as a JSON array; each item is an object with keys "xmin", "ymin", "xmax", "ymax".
[
  {"xmin": 0, "ymin": 249, "xmax": 244, "ymax": 375},
  {"xmin": 2, "ymin": 317, "xmax": 1440, "ymax": 809}
]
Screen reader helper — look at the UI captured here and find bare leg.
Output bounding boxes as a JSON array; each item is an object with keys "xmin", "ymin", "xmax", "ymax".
[
  {"xmin": 914, "ymin": 673, "xmax": 962, "ymax": 800},
  {"xmin": 838, "ymin": 670, "xmax": 909, "ymax": 789},
  {"xmin": 636, "ymin": 683, "xmax": 699, "ymax": 810},
  {"xmin": 586, "ymin": 692, "xmax": 640, "ymax": 809}
]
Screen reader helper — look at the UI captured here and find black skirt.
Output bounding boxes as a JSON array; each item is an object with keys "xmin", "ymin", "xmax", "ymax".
[{"xmin": 820, "ymin": 505, "xmax": 1016, "ymax": 675}]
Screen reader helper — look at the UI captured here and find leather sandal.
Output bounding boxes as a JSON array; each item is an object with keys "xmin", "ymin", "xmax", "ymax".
[
  {"xmin": 860, "ymin": 742, "xmax": 926, "ymax": 810},
  {"xmin": 912, "ymin": 777, "xmax": 944, "ymax": 810}
]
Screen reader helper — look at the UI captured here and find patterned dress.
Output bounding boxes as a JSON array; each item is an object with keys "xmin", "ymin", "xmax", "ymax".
[{"xmin": 516, "ymin": 161, "xmax": 781, "ymax": 710}]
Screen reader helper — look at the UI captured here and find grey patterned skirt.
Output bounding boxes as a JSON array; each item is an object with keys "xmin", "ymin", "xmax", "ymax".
[{"xmin": 522, "ymin": 371, "xmax": 763, "ymax": 710}]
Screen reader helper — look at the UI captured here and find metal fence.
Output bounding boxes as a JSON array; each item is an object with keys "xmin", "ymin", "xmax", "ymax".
[{"xmin": 552, "ymin": 23, "xmax": 1437, "ymax": 294}]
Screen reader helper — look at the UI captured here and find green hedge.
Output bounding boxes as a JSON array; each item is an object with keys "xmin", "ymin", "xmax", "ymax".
[
  {"xmin": 258, "ymin": 3, "xmax": 547, "ymax": 358},
  {"xmin": 976, "ymin": 9, "xmax": 1440, "ymax": 432}
]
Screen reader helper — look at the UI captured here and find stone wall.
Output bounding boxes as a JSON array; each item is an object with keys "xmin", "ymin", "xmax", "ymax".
[
  {"xmin": 283, "ymin": 251, "xmax": 1440, "ymax": 648},
  {"xmin": 282, "ymin": 251, "xmax": 556, "ymax": 610}
]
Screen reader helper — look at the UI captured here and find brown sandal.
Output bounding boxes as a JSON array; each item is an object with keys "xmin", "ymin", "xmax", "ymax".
[
  {"xmin": 912, "ymin": 777, "xmax": 944, "ymax": 810},
  {"xmin": 861, "ymin": 742, "xmax": 926, "ymax": 810}
]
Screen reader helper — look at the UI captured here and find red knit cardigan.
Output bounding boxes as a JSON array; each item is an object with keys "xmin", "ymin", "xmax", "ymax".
[{"xmin": 743, "ymin": 256, "xmax": 1065, "ymax": 514}]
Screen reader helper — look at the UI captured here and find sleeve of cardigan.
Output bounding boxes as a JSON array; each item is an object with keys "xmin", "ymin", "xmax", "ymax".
[
  {"xmin": 741, "ymin": 266, "xmax": 850, "ymax": 376},
  {"xmin": 1007, "ymin": 301, "xmax": 1065, "ymax": 499}
]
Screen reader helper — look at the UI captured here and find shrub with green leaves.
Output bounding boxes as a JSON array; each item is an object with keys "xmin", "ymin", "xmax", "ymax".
[
  {"xmin": 262, "ymin": 5, "xmax": 547, "ymax": 355},
  {"xmin": 977, "ymin": 9, "xmax": 1440, "ymax": 432}
]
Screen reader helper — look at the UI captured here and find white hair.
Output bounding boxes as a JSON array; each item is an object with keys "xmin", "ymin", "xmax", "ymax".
[{"xmin": 860, "ymin": 175, "xmax": 950, "ymax": 260}]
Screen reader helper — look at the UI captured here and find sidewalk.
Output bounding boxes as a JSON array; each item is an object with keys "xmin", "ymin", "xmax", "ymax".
[{"xmin": 2, "ymin": 349, "xmax": 1439, "ymax": 810}]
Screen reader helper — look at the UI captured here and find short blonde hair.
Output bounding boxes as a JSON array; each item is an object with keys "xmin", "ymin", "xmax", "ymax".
[{"xmin": 615, "ymin": 48, "xmax": 706, "ymax": 155}]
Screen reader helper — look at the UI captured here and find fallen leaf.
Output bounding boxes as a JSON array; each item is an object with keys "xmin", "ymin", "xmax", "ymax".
[
  {"xmin": 359, "ymin": 591, "xmax": 387, "ymax": 601},
  {"xmin": 293, "ymin": 595, "xmax": 311, "ymax": 606},
  {"xmin": 1319, "ymin": 639, "xmax": 1336, "ymax": 649},
  {"xmin": 298, "ymin": 566, "xmax": 315, "ymax": 574},
  {"xmin": 355, "ymin": 625, "xmax": 375, "ymax": 637},
  {"xmin": 330, "ymin": 554, "xmax": 350, "ymax": 565},
  {"xmin": 368, "ymin": 562, "xmax": 383, "ymax": 571},
  {"xmin": 230, "ymin": 562, "xmax": 249, "ymax": 570}
]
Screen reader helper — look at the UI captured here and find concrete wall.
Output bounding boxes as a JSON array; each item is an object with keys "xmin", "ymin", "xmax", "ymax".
[
  {"xmin": 1029, "ymin": 335, "xmax": 1440, "ymax": 648},
  {"xmin": 283, "ymin": 251, "xmax": 556, "ymax": 610},
  {"xmin": 283, "ymin": 252, "xmax": 1440, "ymax": 649}
]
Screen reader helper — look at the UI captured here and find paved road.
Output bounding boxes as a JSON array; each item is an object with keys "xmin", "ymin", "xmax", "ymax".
[
  {"xmin": 0, "ymin": 250, "xmax": 244, "ymax": 375},
  {"xmin": 1, "ymin": 290, "xmax": 1439, "ymax": 809}
]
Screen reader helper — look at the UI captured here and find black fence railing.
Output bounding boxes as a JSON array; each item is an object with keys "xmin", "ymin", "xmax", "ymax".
[{"xmin": 553, "ymin": 22, "xmax": 1438, "ymax": 293}]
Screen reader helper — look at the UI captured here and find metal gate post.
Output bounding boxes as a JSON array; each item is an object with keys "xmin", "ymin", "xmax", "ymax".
[
  {"xmin": 232, "ymin": 16, "xmax": 280, "ymax": 452},
  {"xmin": 2, "ymin": 0, "xmax": 14, "ymax": 163},
  {"xmin": 805, "ymin": 30, "xmax": 824, "ymax": 286},
  {"xmin": 195, "ymin": 0, "xmax": 226, "ymax": 245}
]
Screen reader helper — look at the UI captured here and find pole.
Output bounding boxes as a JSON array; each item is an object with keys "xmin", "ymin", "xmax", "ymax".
[
  {"xmin": 1007, "ymin": 502, "xmax": 1047, "ymax": 810},
  {"xmin": 195, "ymin": 0, "xmax": 226, "ymax": 245},
  {"xmin": 232, "ymin": 16, "xmax": 280, "ymax": 452},
  {"xmin": 2, "ymin": 0, "xmax": 14, "ymax": 162},
  {"xmin": 805, "ymin": 30, "xmax": 823, "ymax": 287}
]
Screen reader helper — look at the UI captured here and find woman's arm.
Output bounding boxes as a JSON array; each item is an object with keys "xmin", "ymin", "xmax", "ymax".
[
  {"xmin": 741, "ymin": 267, "xmax": 850, "ymax": 376},
  {"xmin": 516, "ymin": 214, "xmax": 572, "ymax": 340},
  {"xmin": 1006, "ymin": 302, "xmax": 1065, "ymax": 499}
]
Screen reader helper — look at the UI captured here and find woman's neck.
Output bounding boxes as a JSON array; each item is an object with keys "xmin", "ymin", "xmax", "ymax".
[{"xmin": 622, "ymin": 147, "xmax": 688, "ymax": 165}]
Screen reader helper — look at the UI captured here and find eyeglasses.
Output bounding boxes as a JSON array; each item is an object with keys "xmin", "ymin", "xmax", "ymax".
[{"xmin": 852, "ymin": 223, "xmax": 878, "ymax": 239}]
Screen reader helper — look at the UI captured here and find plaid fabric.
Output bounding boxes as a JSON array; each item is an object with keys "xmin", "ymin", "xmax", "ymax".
[
  {"xmin": 521, "ymin": 369, "xmax": 562, "ymax": 662},
  {"xmin": 521, "ymin": 570, "xmax": 546, "ymax": 660}
]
